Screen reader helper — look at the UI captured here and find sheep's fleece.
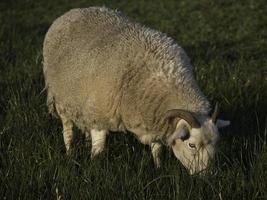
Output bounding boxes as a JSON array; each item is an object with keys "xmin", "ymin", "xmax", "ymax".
[{"xmin": 43, "ymin": 7, "xmax": 212, "ymax": 162}]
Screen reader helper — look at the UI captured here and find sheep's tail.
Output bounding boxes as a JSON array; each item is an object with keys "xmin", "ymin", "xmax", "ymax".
[
  {"xmin": 47, "ymin": 90, "xmax": 59, "ymax": 118},
  {"xmin": 43, "ymin": 60, "xmax": 59, "ymax": 118}
]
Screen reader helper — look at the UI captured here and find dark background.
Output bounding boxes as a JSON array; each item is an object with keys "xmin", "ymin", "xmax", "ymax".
[{"xmin": 0, "ymin": 0, "xmax": 266, "ymax": 199}]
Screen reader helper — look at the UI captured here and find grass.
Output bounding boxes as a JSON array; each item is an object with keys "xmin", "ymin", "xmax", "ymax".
[{"xmin": 0, "ymin": 0, "xmax": 267, "ymax": 199}]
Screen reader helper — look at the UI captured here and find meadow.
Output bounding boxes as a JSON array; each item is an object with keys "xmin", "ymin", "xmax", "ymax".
[{"xmin": 0, "ymin": 0, "xmax": 266, "ymax": 199}]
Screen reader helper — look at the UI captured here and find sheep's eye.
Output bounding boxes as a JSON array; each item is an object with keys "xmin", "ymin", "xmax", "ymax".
[{"xmin": 189, "ymin": 143, "xmax": 196, "ymax": 148}]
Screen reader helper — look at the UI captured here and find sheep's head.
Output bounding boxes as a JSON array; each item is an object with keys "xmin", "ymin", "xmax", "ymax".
[{"xmin": 166, "ymin": 104, "xmax": 230, "ymax": 175}]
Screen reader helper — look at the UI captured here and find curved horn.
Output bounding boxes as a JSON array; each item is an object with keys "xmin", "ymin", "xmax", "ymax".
[
  {"xmin": 165, "ymin": 109, "xmax": 201, "ymax": 128},
  {"xmin": 211, "ymin": 103, "xmax": 219, "ymax": 123}
]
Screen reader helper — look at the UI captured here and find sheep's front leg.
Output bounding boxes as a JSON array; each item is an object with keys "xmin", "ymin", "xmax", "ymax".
[
  {"xmin": 151, "ymin": 142, "xmax": 162, "ymax": 168},
  {"xmin": 90, "ymin": 129, "xmax": 107, "ymax": 158}
]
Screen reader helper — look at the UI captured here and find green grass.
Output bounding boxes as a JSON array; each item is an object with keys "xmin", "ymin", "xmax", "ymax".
[{"xmin": 0, "ymin": 0, "xmax": 267, "ymax": 199}]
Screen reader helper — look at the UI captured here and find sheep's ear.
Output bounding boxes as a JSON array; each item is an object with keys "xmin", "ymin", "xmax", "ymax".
[
  {"xmin": 167, "ymin": 127, "xmax": 189, "ymax": 146},
  {"xmin": 216, "ymin": 119, "xmax": 230, "ymax": 129}
]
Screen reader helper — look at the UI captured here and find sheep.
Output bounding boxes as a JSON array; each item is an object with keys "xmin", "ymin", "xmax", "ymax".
[{"xmin": 43, "ymin": 7, "xmax": 230, "ymax": 174}]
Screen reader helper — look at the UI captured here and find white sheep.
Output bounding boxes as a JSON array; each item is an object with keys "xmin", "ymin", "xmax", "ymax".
[{"xmin": 43, "ymin": 7, "xmax": 230, "ymax": 174}]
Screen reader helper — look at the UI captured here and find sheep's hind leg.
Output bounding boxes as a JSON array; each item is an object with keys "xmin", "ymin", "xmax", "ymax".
[
  {"xmin": 90, "ymin": 129, "xmax": 107, "ymax": 158},
  {"xmin": 57, "ymin": 111, "xmax": 74, "ymax": 154},
  {"xmin": 151, "ymin": 142, "xmax": 162, "ymax": 168}
]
